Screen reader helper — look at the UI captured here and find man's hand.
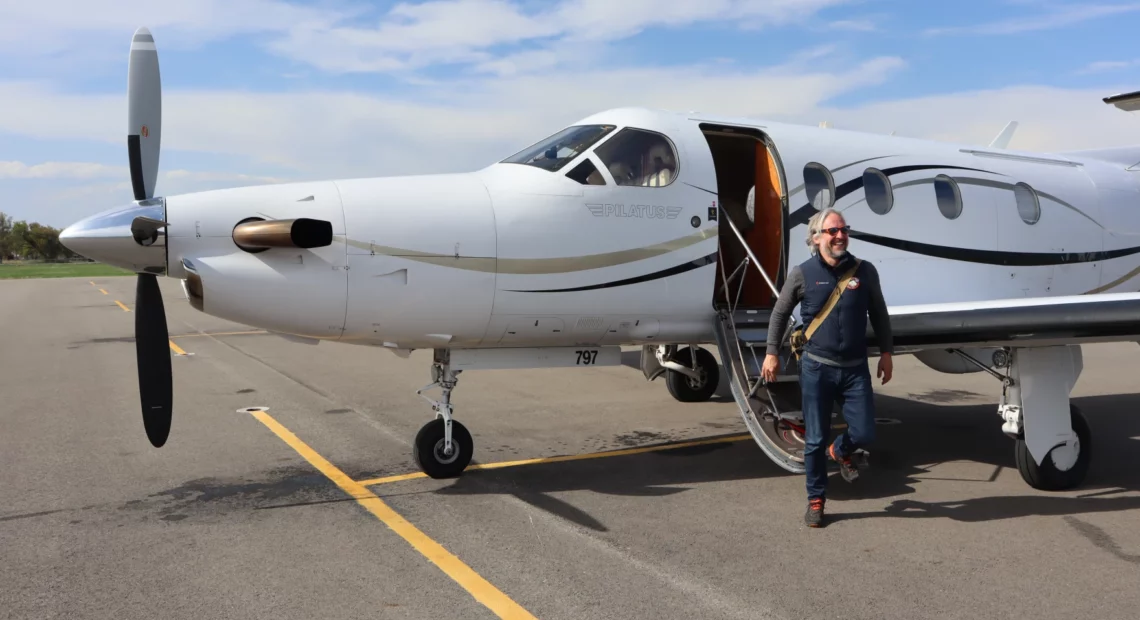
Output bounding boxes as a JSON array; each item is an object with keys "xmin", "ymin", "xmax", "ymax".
[
  {"xmin": 877, "ymin": 353, "xmax": 893, "ymax": 385},
  {"xmin": 761, "ymin": 354, "xmax": 780, "ymax": 383}
]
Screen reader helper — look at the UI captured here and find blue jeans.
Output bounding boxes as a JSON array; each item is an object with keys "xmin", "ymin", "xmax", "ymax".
[{"xmin": 800, "ymin": 354, "xmax": 876, "ymax": 500}]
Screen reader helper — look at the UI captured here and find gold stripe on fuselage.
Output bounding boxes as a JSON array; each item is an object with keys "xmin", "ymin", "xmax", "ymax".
[{"xmin": 339, "ymin": 226, "xmax": 718, "ymax": 275}]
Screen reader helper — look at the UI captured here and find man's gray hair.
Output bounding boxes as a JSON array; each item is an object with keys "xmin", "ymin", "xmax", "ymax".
[{"xmin": 805, "ymin": 208, "xmax": 845, "ymax": 255}]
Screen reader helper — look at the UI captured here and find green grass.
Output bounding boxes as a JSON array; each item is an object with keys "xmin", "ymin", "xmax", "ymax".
[{"xmin": 0, "ymin": 262, "xmax": 135, "ymax": 279}]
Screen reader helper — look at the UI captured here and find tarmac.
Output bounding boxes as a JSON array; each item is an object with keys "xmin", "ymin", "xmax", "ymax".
[{"xmin": 3, "ymin": 275, "xmax": 1140, "ymax": 619}]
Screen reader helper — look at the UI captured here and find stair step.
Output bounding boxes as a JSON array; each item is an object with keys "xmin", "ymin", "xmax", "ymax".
[
  {"xmin": 735, "ymin": 327, "xmax": 770, "ymax": 344},
  {"xmin": 731, "ymin": 307, "xmax": 773, "ymax": 325},
  {"xmin": 712, "ymin": 302, "xmax": 807, "ymax": 476}
]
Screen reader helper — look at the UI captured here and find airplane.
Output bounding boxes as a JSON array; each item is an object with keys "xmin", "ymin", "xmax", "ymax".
[{"xmin": 60, "ymin": 27, "xmax": 1140, "ymax": 493}]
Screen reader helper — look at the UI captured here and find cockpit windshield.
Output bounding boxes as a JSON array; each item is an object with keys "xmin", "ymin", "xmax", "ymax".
[{"xmin": 501, "ymin": 124, "xmax": 616, "ymax": 171}]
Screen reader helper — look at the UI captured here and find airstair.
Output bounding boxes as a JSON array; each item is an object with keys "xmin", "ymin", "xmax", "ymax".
[{"xmin": 712, "ymin": 208, "xmax": 808, "ymax": 475}]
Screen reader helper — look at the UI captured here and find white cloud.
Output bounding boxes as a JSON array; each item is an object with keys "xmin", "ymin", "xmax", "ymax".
[
  {"xmin": 0, "ymin": 161, "xmax": 126, "ymax": 179},
  {"xmin": 812, "ymin": 85, "xmax": 1140, "ymax": 152},
  {"xmin": 0, "ymin": 0, "xmax": 349, "ymax": 54},
  {"xmin": 924, "ymin": 2, "xmax": 1140, "ymax": 36},
  {"xmin": 1, "ymin": 0, "xmax": 857, "ymax": 77},
  {"xmin": 0, "ymin": 52, "xmax": 906, "ymax": 182},
  {"xmin": 824, "ymin": 19, "xmax": 877, "ymax": 31},
  {"xmin": 1, "ymin": 159, "xmax": 288, "ymax": 185},
  {"xmin": 256, "ymin": 0, "xmax": 856, "ymax": 74},
  {"xmin": 6, "ymin": 59, "xmax": 1140, "ymax": 187},
  {"xmin": 1076, "ymin": 60, "xmax": 1140, "ymax": 75},
  {"xmin": 162, "ymin": 170, "xmax": 289, "ymax": 184}
]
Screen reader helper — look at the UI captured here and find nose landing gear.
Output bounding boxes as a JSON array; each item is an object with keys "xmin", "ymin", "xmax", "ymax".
[{"xmin": 413, "ymin": 349, "xmax": 474, "ymax": 479}]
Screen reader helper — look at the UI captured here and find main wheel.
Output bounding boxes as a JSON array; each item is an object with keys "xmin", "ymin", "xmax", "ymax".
[
  {"xmin": 665, "ymin": 346, "xmax": 719, "ymax": 403},
  {"xmin": 413, "ymin": 418, "xmax": 473, "ymax": 479},
  {"xmin": 1015, "ymin": 404, "xmax": 1091, "ymax": 491}
]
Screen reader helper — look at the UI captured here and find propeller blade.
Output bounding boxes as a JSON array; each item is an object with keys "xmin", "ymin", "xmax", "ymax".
[
  {"xmin": 128, "ymin": 26, "xmax": 161, "ymax": 202},
  {"xmin": 135, "ymin": 273, "xmax": 172, "ymax": 447}
]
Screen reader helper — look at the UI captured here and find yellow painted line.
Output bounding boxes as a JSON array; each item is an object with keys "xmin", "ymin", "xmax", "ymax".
[
  {"xmin": 357, "ymin": 433, "xmax": 754, "ymax": 487},
  {"xmin": 169, "ymin": 340, "xmax": 187, "ymax": 356},
  {"xmin": 170, "ymin": 330, "xmax": 268, "ymax": 339},
  {"xmin": 359, "ymin": 471, "xmax": 433, "ymax": 486},
  {"xmin": 248, "ymin": 409, "xmax": 536, "ymax": 620},
  {"xmin": 115, "ymin": 300, "xmax": 131, "ymax": 312},
  {"xmin": 99, "ymin": 288, "xmax": 108, "ymax": 295},
  {"xmin": 89, "ymin": 281, "xmax": 95, "ymax": 286}
]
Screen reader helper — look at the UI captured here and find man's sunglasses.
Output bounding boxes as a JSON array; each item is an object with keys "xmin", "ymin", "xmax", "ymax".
[{"xmin": 815, "ymin": 225, "xmax": 851, "ymax": 235}]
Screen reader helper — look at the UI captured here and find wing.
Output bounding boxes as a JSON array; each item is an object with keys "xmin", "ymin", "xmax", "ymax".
[{"xmin": 869, "ymin": 292, "xmax": 1140, "ymax": 353}]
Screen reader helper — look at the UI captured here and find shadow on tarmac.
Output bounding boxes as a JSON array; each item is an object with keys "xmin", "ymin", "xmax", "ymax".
[{"xmin": 431, "ymin": 391, "xmax": 1140, "ymax": 532}]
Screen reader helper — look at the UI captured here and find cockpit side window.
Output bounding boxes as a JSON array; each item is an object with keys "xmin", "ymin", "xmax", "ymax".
[
  {"xmin": 592, "ymin": 128, "xmax": 678, "ymax": 187},
  {"xmin": 501, "ymin": 124, "xmax": 616, "ymax": 172},
  {"xmin": 566, "ymin": 157, "xmax": 606, "ymax": 185}
]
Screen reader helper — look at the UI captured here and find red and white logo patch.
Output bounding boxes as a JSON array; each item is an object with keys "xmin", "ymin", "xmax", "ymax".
[{"xmin": 846, "ymin": 277, "xmax": 861, "ymax": 290}]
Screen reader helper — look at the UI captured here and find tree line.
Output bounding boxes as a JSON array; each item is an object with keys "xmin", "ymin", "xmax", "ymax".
[{"xmin": 0, "ymin": 211, "xmax": 78, "ymax": 262}]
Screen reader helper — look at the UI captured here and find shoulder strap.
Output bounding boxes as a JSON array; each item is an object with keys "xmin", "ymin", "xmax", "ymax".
[{"xmin": 804, "ymin": 259, "xmax": 862, "ymax": 341}]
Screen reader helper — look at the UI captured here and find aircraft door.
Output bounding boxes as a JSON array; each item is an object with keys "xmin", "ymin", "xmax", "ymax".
[
  {"xmin": 700, "ymin": 126, "xmax": 787, "ymax": 309},
  {"xmin": 743, "ymin": 141, "xmax": 785, "ymax": 306}
]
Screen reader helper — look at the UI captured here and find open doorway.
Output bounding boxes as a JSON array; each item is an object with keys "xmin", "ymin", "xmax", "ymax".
[{"xmin": 700, "ymin": 124, "xmax": 787, "ymax": 309}]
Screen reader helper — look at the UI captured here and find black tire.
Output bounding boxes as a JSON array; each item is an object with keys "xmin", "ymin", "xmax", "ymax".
[
  {"xmin": 413, "ymin": 418, "xmax": 473, "ymax": 479},
  {"xmin": 665, "ymin": 347, "xmax": 720, "ymax": 403},
  {"xmin": 1015, "ymin": 404, "xmax": 1091, "ymax": 491}
]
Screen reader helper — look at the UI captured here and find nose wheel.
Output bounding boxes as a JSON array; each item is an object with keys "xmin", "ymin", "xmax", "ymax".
[
  {"xmin": 414, "ymin": 418, "xmax": 473, "ymax": 479},
  {"xmin": 414, "ymin": 349, "xmax": 474, "ymax": 479}
]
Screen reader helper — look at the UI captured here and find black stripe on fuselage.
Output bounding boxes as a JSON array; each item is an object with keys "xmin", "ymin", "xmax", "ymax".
[
  {"xmin": 848, "ymin": 230, "xmax": 1140, "ymax": 266},
  {"xmin": 507, "ymin": 252, "xmax": 717, "ymax": 293}
]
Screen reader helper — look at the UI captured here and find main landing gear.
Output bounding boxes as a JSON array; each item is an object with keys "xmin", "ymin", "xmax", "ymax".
[
  {"xmin": 413, "ymin": 349, "xmax": 474, "ymax": 479},
  {"xmin": 650, "ymin": 344, "xmax": 720, "ymax": 403},
  {"xmin": 951, "ymin": 344, "xmax": 1092, "ymax": 490}
]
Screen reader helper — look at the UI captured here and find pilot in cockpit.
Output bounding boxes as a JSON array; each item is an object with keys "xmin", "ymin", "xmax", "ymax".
[
  {"xmin": 598, "ymin": 131, "xmax": 677, "ymax": 187},
  {"xmin": 641, "ymin": 143, "xmax": 676, "ymax": 187}
]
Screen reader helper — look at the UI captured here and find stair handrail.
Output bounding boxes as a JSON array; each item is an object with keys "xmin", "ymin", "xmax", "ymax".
[{"xmin": 718, "ymin": 205, "xmax": 780, "ymax": 299}]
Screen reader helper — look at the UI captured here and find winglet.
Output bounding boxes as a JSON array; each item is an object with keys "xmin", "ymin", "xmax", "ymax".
[
  {"xmin": 1104, "ymin": 89, "xmax": 1140, "ymax": 111},
  {"xmin": 989, "ymin": 121, "xmax": 1018, "ymax": 149}
]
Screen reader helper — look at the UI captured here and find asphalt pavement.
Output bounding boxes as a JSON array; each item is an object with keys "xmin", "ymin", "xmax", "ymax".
[{"xmin": 2, "ymin": 275, "xmax": 1139, "ymax": 619}]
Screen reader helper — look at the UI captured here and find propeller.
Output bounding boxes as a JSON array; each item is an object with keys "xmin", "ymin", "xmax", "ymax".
[{"xmin": 128, "ymin": 26, "xmax": 172, "ymax": 447}]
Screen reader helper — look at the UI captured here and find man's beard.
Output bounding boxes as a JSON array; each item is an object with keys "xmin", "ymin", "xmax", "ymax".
[{"xmin": 821, "ymin": 242, "xmax": 847, "ymax": 259}]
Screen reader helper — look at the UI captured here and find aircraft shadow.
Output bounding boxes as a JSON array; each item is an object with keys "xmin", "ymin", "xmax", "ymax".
[
  {"xmin": 824, "ymin": 391, "xmax": 1140, "ymax": 524},
  {"xmin": 431, "ymin": 436, "xmax": 784, "ymax": 532},
  {"xmin": 428, "ymin": 391, "xmax": 1140, "ymax": 531}
]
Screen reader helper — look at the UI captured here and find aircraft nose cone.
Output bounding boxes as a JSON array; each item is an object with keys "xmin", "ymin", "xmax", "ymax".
[{"xmin": 59, "ymin": 200, "xmax": 169, "ymax": 275}]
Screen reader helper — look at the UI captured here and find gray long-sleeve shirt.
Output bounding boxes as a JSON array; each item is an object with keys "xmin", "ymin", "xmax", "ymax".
[{"xmin": 764, "ymin": 259, "xmax": 894, "ymax": 360}]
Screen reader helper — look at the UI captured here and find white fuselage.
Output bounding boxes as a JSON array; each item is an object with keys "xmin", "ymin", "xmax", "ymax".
[{"xmin": 158, "ymin": 107, "xmax": 1140, "ymax": 354}]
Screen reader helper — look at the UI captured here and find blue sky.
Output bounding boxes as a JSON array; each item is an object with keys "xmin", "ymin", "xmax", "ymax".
[{"xmin": 3, "ymin": 0, "xmax": 1140, "ymax": 228}]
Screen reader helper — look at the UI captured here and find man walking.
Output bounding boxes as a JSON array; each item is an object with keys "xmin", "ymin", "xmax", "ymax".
[{"xmin": 761, "ymin": 208, "xmax": 894, "ymax": 528}]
